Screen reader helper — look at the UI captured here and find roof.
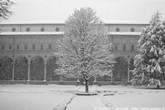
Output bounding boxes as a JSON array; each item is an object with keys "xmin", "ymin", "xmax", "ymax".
[
  {"xmin": 108, "ymin": 32, "xmax": 141, "ymax": 36},
  {"xmin": 0, "ymin": 22, "xmax": 148, "ymax": 25},
  {"xmin": 0, "ymin": 32, "xmax": 141, "ymax": 36},
  {"xmin": 0, "ymin": 32, "xmax": 64, "ymax": 35}
]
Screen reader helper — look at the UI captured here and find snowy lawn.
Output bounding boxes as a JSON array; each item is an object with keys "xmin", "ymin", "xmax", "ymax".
[
  {"xmin": 0, "ymin": 85, "xmax": 75, "ymax": 110},
  {"xmin": 98, "ymin": 85, "xmax": 165, "ymax": 108},
  {"xmin": 0, "ymin": 85, "xmax": 165, "ymax": 110}
]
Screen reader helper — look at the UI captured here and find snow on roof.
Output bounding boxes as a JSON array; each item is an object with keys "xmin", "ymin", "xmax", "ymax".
[
  {"xmin": 0, "ymin": 32, "xmax": 141, "ymax": 36},
  {"xmin": 109, "ymin": 32, "xmax": 141, "ymax": 36},
  {"xmin": 0, "ymin": 22, "xmax": 148, "ymax": 25},
  {"xmin": 0, "ymin": 32, "xmax": 64, "ymax": 35}
]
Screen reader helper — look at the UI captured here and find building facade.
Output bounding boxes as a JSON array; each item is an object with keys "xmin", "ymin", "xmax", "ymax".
[{"xmin": 0, "ymin": 23, "xmax": 148, "ymax": 83}]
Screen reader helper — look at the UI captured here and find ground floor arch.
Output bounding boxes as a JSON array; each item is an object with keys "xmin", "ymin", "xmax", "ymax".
[
  {"xmin": 0, "ymin": 55, "xmax": 132, "ymax": 83},
  {"xmin": 0, "ymin": 56, "xmax": 13, "ymax": 80},
  {"xmin": 30, "ymin": 56, "xmax": 44, "ymax": 80},
  {"xmin": 113, "ymin": 56, "xmax": 128, "ymax": 82},
  {"xmin": 46, "ymin": 56, "xmax": 60, "ymax": 81},
  {"xmin": 14, "ymin": 56, "xmax": 28, "ymax": 80}
]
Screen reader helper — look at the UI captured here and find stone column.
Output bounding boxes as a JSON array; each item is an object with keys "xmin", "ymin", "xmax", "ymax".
[
  {"xmin": 27, "ymin": 57, "xmax": 31, "ymax": 82},
  {"xmin": 12, "ymin": 57, "xmax": 15, "ymax": 81},
  {"xmin": 93, "ymin": 76, "xmax": 97, "ymax": 84},
  {"xmin": 111, "ymin": 72, "xmax": 113, "ymax": 83},
  {"xmin": 127, "ymin": 56, "xmax": 130, "ymax": 82},
  {"xmin": 43, "ymin": 58, "xmax": 47, "ymax": 82}
]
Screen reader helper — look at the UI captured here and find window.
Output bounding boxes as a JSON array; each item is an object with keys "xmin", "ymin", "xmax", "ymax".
[
  {"xmin": 12, "ymin": 28, "xmax": 16, "ymax": 32},
  {"xmin": 115, "ymin": 45, "xmax": 118, "ymax": 51},
  {"xmin": 40, "ymin": 44, "xmax": 43, "ymax": 50},
  {"xmin": 1, "ymin": 45, "xmax": 5, "ymax": 50},
  {"xmin": 17, "ymin": 45, "xmax": 19, "ymax": 50},
  {"xmin": 32, "ymin": 44, "xmax": 35, "ymax": 50},
  {"xmin": 9, "ymin": 45, "xmax": 12, "ymax": 50},
  {"xmin": 40, "ymin": 28, "xmax": 45, "ymax": 32},
  {"xmin": 131, "ymin": 45, "xmax": 134, "ymax": 51},
  {"xmin": 123, "ymin": 44, "xmax": 126, "ymax": 51},
  {"xmin": 24, "ymin": 44, "xmax": 28, "ymax": 50},
  {"xmin": 130, "ymin": 28, "xmax": 135, "ymax": 32},
  {"xmin": 55, "ymin": 27, "xmax": 60, "ymax": 32},
  {"xmin": 116, "ymin": 28, "xmax": 120, "ymax": 32},
  {"xmin": 48, "ymin": 44, "xmax": 52, "ymax": 49},
  {"xmin": 26, "ymin": 27, "xmax": 30, "ymax": 32}
]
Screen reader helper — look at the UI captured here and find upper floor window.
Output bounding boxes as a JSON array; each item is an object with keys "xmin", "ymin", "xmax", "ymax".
[
  {"xmin": 26, "ymin": 27, "xmax": 30, "ymax": 32},
  {"xmin": 1, "ymin": 45, "xmax": 5, "ymax": 50},
  {"xmin": 12, "ymin": 28, "xmax": 16, "ymax": 32},
  {"xmin": 130, "ymin": 28, "xmax": 135, "ymax": 32},
  {"xmin": 40, "ymin": 44, "xmax": 43, "ymax": 50},
  {"xmin": 116, "ymin": 28, "xmax": 120, "ymax": 32},
  {"xmin": 115, "ymin": 45, "xmax": 118, "ymax": 51},
  {"xmin": 32, "ymin": 44, "xmax": 35, "ymax": 50},
  {"xmin": 9, "ymin": 45, "xmax": 12, "ymax": 50},
  {"xmin": 123, "ymin": 44, "xmax": 126, "ymax": 51},
  {"xmin": 55, "ymin": 27, "xmax": 60, "ymax": 32},
  {"xmin": 131, "ymin": 45, "xmax": 134, "ymax": 51},
  {"xmin": 48, "ymin": 44, "xmax": 52, "ymax": 49},
  {"xmin": 40, "ymin": 28, "xmax": 45, "ymax": 32},
  {"xmin": 17, "ymin": 45, "xmax": 19, "ymax": 50},
  {"xmin": 24, "ymin": 44, "xmax": 28, "ymax": 50}
]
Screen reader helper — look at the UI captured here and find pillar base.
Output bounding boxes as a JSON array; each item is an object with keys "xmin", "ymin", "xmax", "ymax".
[{"xmin": 26, "ymin": 80, "xmax": 30, "ymax": 84}]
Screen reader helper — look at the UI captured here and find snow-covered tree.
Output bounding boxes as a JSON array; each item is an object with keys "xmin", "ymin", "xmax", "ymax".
[
  {"xmin": 132, "ymin": 12, "xmax": 165, "ymax": 86},
  {"xmin": 0, "ymin": 0, "xmax": 13, "ymax": 20},
  {"xmin": 57, "ymin": 7, "xmax": 113, "ymax": 92}
]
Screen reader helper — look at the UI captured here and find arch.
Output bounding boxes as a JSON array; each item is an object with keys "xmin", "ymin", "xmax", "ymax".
[
  {"xmin": 46, "ymin": 56, "xmax": 60, "ymax": 81},
  {"xmin": 113, "ymin": 56, "xmax": 128, "ymax": 82},
  {"xmin": 30, "ymin": 56, "xmax": 44, "ymax": 80},
  {"xmin": 14, "ymin": 56, "xmax": 28, "ymax": 80},
  {"xmin": 0, "ymin": 56, "xmax": 13, "ymax": 80}
]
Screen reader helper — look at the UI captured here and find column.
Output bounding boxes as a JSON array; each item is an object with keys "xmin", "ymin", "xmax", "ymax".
[
  {"xmin": 43, "ymin": 58, "xmax": 47, "ymax": 82},
  {"xmin": 93, "ymin": 76, "xmax": 96, "ymax": 84},
  {"xmin": 127, "ymin": 56, "xmax": 130, "ymax": 82},
  {"xmin": 12, "ymin": 57, "xmax": 15, "ymax": 81},
  {"xmin": 27, "ymin": 58, "xmax": 31, "ymax": 82},
  {"xmin": 111, "ymin": 72, "xmax": 113, "ymax": 83}
]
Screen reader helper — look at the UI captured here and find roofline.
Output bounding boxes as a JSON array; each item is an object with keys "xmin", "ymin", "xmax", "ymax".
[
  {"xmin": 0, "ymin": 22, "xmax": 149, "ymax": 25},
  {"xmin": 0, "ymin": 22, "xmax": 65, "ymax": 25},
  {"xmin": 105, "ymin": 23, "xmax": 149, "ymax": 25},
  {"xmin": 109, "ymin": 32, "xmax": 141, "ymax": 36},
  {"xmin": 0, "ymin": 32, "xmax": 140, "ymax": 36},
  {"xmin": 0, "ymin": 32, "xmax": 64, "ymax": 35}
]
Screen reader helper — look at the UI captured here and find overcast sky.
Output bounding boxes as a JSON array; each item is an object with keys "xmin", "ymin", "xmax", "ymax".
[{"xmin": 2, "ymin": 0, "xmax": 165, "ymax": 23}]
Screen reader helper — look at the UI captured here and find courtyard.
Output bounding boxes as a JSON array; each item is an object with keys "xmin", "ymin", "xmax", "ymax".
[{"xmin": 0, "ymin": 84, "xmax": 165, "ymax": 110}]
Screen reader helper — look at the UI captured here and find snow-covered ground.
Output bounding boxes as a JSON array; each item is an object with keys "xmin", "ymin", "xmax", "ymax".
[
  {"xmin": 0, "ymin": 85, "xmax": 75, "ymax": 110},
  {"xmin": 0, "ymin": 85, "xmax": 165, "ymax": 110},
  {"xmin": 98, "ymin": 86, "xmax": 165, "ymax": 109}
]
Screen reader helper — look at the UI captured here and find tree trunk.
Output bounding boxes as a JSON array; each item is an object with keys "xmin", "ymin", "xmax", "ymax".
[{"xmin": 85, "ymin": 79, "xmax": 89, "ymax": 93}]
